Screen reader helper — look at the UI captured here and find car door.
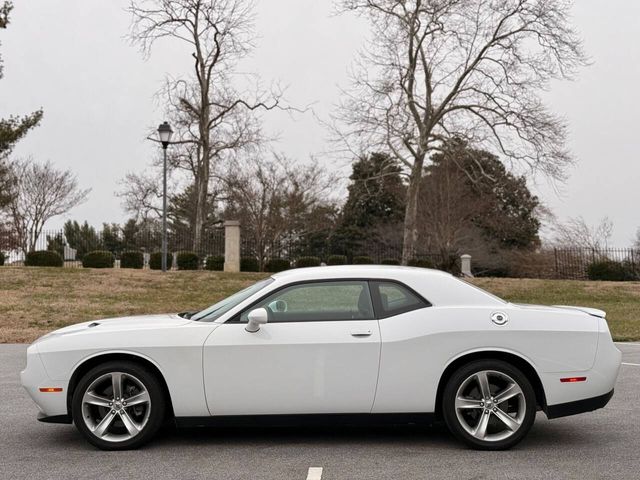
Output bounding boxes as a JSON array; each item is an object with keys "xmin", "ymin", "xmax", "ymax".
[{"xmin": 203, "ymin": 280, "xmax": 381, "ymax": 416}]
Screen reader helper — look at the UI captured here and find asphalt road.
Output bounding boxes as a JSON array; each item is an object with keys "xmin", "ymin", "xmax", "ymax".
[{"xmin": 1, "ymin": 343, "xmax": 639, "ymax": 480}]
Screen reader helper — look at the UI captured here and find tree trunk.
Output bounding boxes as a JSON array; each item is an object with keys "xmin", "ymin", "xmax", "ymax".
[
  {"xmin": 401, "ymin": 161, "xmax": 424, "ymax": 265},
  {"xmin": 193, "ymin": 173, "xmax": 207, "ymax": 252},
  {"xmin": 193, "ymin": 90, "xmax": 211, "ymax": 252}
]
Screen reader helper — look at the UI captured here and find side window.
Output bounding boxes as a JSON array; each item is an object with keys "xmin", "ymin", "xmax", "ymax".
[
  {"xmin": 371, "ymin": 281, "xmax": 429, "ymax": 318},
  {"xmin": 240, "ymin": 281, "xmax": 375, "ymax": 323}
]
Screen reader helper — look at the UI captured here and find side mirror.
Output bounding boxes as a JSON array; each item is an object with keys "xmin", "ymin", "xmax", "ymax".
[{"xmin": 245, "ymin": 307, "xmax": 269, "ymax": 333}]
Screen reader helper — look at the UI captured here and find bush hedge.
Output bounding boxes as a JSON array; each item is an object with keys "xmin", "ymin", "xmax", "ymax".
[
  {"xmin": 265, "ymin": 258, "xmax": 290, "ymax": 273},
  {"xmin": 296, "ymin": 256, "xmax": 321, "ymax": 268},
  {"xmin": 407, "ymin": 257, "xmax": 434, "ymax": 268},
  {"xmin": 0, "ymin": 251, "xmax": 4, "ymax": 266},
  {"xmin": 149, "ymin": 252, "xmax": 173, "ymax": 270},
  {"xmin": 25, "ymin": 250, "xmax": 63, "ymax": 267},
  {"xmin": 120, "ymin": 251, "xmax": 144, "ymax": 269},
  {"xmin": 381, "ymin": 258, "xmax": 400, "ymax": 265},
  {"xmin": 353, "ymin": 255, "xmax": 374, "ymax": 264},
  {"xmin": 177, "ymin": 251, "xmax": 199, "ymax": 270},
  {"xmin": 587, "ymin": 260, "xmax": 638, "ymax": 281},
  {"xmin": 326, "ymin": 255, "xmax": 347, "ymax": 265},
  {"xmin": 205, "ymin": 255, "xmax": 225, "ymax": 271},
  {"xmin": 82, "ymin": 250, "xmax": 115, "ymax": 268},
  {"xmin": 240, "ymin": 257, "xmax": 260, "ymax": 272}
]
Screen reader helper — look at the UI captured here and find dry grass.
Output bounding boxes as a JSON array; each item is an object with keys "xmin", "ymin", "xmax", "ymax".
[
  {"xmin": 0, "ymin": 267, "xmax": 267, "ymax": 343},
  {"xmin": 0, "ymin": 267, "xmax": 638, "ymax": 343}
]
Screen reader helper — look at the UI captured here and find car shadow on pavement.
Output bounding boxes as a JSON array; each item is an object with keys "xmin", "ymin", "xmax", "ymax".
[{"xmin": 145, "ymin": 416, "xmax": 600, "ymax": 452}]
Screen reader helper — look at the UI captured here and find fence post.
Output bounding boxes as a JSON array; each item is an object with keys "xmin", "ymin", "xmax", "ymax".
[
  {"xmin": 460, "ymin": 254, "xmax": 473, "ymax": 277},
  {"xmin": 224, "ymin": 220, "xmax": 241, "ymax": 273}
]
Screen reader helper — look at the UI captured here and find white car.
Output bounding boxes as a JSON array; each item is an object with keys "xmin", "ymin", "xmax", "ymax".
[{"xmin": 21, "ymin": 266, "xmax": 621, "ymax": 450}]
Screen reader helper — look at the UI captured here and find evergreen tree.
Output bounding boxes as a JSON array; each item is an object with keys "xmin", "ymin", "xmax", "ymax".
[
  {"xmin": 0, "ymin": 2, "xmax": 43, "ymax": 209},
  {"xmin": 333, "ymin": 153, "xmax": 406, "ymax": 256}
]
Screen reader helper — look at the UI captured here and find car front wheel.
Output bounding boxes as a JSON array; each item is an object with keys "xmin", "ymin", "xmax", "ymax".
[
  {"xmin": 71, "ymin": 361, "xmax": 166, "ymax": 450},
  {"xmin": 442, "ymin": 359, "xmax": 536, "ymax": 450}
]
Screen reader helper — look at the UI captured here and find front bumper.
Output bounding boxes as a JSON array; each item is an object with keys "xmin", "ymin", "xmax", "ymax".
[
  {"xmin": 20, "ymin": 344, "xmax": 68, "ymax": 418},
  {"xmin": 37, "ymin": 412, "xmax": 72, "ymax": 424},
  {"xmin": 546, "ymin": 389, "xmax": 614, "ymax": 419}
]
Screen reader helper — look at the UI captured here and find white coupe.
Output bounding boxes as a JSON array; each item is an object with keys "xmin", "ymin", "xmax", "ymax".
[{"xmin": 21, "ymin": 266, "xmax": 621, "ymax": 450}]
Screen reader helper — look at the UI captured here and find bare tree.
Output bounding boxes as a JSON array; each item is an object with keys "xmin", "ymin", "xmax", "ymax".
[
  {"xmin": 554, "ymin": 216, "xmax": 613, "ymax": 250},
  {"xmin": 223, "ymin": 156, "xmax": 337, "ymax": 269},
  {"xmin": 4, "ymin": 159, "xmax": 89, "ymax": 254},
  {"xmin": 128, "ymin": 0, "xmax": 283, "ymax": 250},
  {"xmin": 333, "ymin": 0, "xmax": 587, "ymax": 264},
  {"xmin": 634, "ymin": 228, "xmax": 640, "ymax": 250}
]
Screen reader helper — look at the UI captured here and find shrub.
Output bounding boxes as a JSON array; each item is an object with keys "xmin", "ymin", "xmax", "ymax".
[
  {"xmin": 381, "ymin": 258, "xmax": 400, "ymax": 265},
  {"xmin": 0, "ymin": 251, "xmax": 4, "ymax": 266},
  {"xmin": 353, "ymin": 255, "xmax": 374, "ymax": 264},
  {"xmin": 326, "ymin": 255, "xmax": 347, "ymax": 265},
  {"xmin": 587, "ymin": 260, "xmax": 637, "ymax": 281},
  {"xmin": 265, "ymin": 258, "xmax": 290, "ymax": 273},
  {"xmin": 120, "ymin": 251, "xmax": 144, "ymax": 269},
  {"xmin": 149, "ymin": 252, "xmax": 173, "ymax": 270},
  {"xmin": 407, "ymin": 257, "xmax": 434, "ymax": 268},
  {"xmin": 177, "ymin": 251, "xmax": 199, "ymax": 270},
  {"xmin": 296, "ymin": 256, "xmax": 321, "ymax": 268},
  {"xmin": 205, "ymin": 255, "xmax": 225, "ymax": 271},
  {"xmin": 82, "ymin": 250, "xmax": 115, "ymax": 268},
  {"xmin": 240, "ymin": 257, "xmax": 260, "ymax": 272},
  {"xmin": 25, "ymin": 250, "xmax": 63, "ymax": 267}
]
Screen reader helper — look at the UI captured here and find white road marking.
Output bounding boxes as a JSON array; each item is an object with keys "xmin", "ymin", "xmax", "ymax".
[
  {"xmin": 622, "ymin": 362, "xmax": 640, "ymax": 367},
  {"xmin": 306, "ymin": 467, "xmax": 323, "ymax": 480}
]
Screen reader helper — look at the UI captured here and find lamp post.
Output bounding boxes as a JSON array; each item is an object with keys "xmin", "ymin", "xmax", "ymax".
[{"xmin": 157, "ymin": 121, "xmax": 173, "ymax": 272}]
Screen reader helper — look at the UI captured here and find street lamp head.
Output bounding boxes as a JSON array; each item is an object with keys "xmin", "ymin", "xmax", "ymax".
[{"xmin": 157, "ymin": 121, "xmax": 173, "ymax": 148}]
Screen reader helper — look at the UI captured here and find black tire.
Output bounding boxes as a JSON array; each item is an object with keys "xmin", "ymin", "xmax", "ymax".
[
  {"xmin": 71, "ymin": 361, "xmax": 166, "ymax": 450},
  {"xmin": 442, "ymin": 359, "xmax": 536, "ymax": 450}
]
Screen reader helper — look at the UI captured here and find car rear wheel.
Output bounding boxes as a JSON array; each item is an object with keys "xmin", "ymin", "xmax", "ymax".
[
  {"xmin": 442, "ymin": 359, "xmax": 536, "ymax": 450},
  {"xmin": 71, "ymin": 361, "xmax": 166, "ymax": 450}
]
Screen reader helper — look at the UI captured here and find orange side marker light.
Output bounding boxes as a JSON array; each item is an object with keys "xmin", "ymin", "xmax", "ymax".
[{"xmin": 39, "ymin": 387, "xmax": 63, "ymax": 393}]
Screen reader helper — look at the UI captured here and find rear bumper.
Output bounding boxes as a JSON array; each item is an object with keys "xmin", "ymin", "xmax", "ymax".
[{"xmin": 546, "ymin": 389, "xmax": 614, "ymax": 419}]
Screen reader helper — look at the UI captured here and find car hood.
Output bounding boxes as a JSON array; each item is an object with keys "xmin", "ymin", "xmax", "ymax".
[
  {"xmin": 35, "ymin": 314, "xmax": 191, "ymax": 342},
  {"xmin": 513, "ymin": 303, "xmax": 606, "ymax": 318}
]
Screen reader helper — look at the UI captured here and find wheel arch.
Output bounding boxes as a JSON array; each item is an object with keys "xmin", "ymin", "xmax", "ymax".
[
  {"xmin": 66, "ymin": 352, "xmax": 175, "ymax": 420},
  {"xmin": 434, "ymin": 349, "xmax": 547, "ymax": 417}
]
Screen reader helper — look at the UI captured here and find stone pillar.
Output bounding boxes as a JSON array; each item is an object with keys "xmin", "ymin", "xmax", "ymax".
[
  {"xmin": 224, "ymin": 220, "xmax": 241, "ymax": 273},
  {"xmin": 460, "ymin": 254, "xmax": 473, "ymax": 277}
]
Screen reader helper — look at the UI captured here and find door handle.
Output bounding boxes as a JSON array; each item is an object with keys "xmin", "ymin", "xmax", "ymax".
[{"xmin": 351, "ymin": 329, "xmax": 372, "ymax": 337}]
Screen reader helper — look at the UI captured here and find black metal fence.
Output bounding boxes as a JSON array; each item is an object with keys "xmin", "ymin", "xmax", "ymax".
[
  {"xmin": 553, "ymin": 247, "xmax": 640, "ymax": 280},
  {"xmin": 0, "ymin": 228, "xmax": 225, "ymax": 268},
  {"xmin": 1, "ymin": 227, "xmax": 638, "ymax": 280}
]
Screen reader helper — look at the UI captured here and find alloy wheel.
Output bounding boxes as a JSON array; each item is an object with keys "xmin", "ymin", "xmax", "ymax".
[
  {"xmin": 81, "ymin": 371, "xmax": 151, "ymax": 443},
  {"xmin": 454, "ymin": 369, "xmax": 526, "ymax": 442}
]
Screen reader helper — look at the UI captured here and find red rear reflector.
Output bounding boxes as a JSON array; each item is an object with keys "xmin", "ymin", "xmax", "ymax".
[
  {"xmin": 560, "ymin": 377, "xmax": 586, "ymax": 383},
  {"xmin": 39, "ymin": 387, "xmax": 63, "ymax": 393}
]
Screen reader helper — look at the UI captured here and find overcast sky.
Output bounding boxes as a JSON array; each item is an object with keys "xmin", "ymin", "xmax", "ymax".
[{"xmin": 1, "ymin": 0, "xmax": 639, "ymax": 246}]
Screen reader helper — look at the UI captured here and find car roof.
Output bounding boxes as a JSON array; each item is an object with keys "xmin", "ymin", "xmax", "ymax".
[
  {"xmin": 271, "ymin": 265, "xmax": 453, "ymax": 281},
  {"xmin": 269, "ymin": 265, "xmax": 504, "ymax": 307}
]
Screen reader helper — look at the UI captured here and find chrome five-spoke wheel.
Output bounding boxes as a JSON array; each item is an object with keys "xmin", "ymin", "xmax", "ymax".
[
  {"xmin": 454, "ymin": 370, "xmax": 525, "ymax": 442},
  {"xmin": 81, "ymin": 372, "xmax": 151, "ymax": 442},
  {"xmin": 72, "ymin": 361, "xmax": 166, "ymax": 450},
  {"xmin": 443, "ymin": 359, "xmax": 536, "ymax": 450}
]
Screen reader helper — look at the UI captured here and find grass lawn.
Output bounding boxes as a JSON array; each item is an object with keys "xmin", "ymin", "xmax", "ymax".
[{"xmin": 0, "ymin": 267, "xmax": 638, "ymax": 343}]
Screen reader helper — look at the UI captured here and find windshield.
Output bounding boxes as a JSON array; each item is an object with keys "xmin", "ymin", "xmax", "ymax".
[{"xmin": 191, "ymin": 278, "xmax": 275, "ymax": 322}]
